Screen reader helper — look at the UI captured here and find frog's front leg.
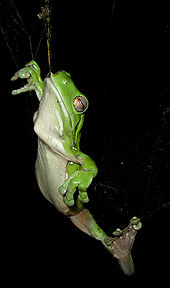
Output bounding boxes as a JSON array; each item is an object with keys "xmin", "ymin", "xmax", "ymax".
[
  {"xmin": 59, "ymin": 154, "xmax": 98, "ymax": 206},
  {"xmin": 11, "ymin": 60, "xmax": 43, "ymax": 100}
]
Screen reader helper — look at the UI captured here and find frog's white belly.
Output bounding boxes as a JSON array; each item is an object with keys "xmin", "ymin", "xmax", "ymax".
[{"xmin": 35, "ymin": 139, "xmax": 73, "ymax": 215}]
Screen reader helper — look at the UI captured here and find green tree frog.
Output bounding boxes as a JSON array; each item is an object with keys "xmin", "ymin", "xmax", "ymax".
[{"xmin": 11, "ymin": 61, "xmax": 142, "ymax": 275}]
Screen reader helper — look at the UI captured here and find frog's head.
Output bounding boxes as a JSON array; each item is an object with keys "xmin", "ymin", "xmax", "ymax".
[{"xmin": 46, "ymin": 70, "xmax": 89, "ymax": 148}]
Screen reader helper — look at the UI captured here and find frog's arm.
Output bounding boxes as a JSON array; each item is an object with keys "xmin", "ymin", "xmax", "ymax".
[
  {"xmin": 59, "ymin": 150, "xmax": 98, "ymax": 206},
  {"xmin": 11, "ymin": 60, "xmax": 43, "ymax": 100}
]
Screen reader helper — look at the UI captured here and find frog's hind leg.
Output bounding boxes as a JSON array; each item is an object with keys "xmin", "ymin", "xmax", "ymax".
[
  {"xmin": 70, "ymin": 198, "xmax": 107, "ymax": 240},
  {"xmin": 70, "ymin": 207, "xmax": 142, "ymax": 276},
  {"xmin": 70, "ymin": 208, "xmax": 107, "ymax": 240}
]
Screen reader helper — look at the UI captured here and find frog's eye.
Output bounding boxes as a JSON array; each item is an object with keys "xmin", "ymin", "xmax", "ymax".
[{"xmin": 73, "ymin": 96, "xmax": 88, "ymax": 113}]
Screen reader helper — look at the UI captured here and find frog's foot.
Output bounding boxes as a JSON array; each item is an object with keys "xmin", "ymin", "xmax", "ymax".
[
  {"xmin": 104, "ymin": 217, "xmax": 142, "ymax": 275},
  {"xmin": 59, "ymin": 171, "xmax": 91, "ymax": 206},
  {"xmin": 11, "ymin": 60, "xmax": 43, "ymax": 99}
]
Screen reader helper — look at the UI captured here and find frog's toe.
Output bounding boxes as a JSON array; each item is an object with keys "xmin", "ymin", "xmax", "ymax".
[
  {"xmin": 11, "ymin": 72, "xmax": 19, "ymax": 81},
  {"xmin": 63, "ymin": 185, "xmax": 76, "ymax": 206},
  {"xmin": 63, "ymin": 196, "xmax": 74, "ymax": 206},
  {"xmin": 59, "ymin": 185, "xmax": 67, "ymax": 195},
  {"xmin": 78, "ymin": 191, "xmax": 89, "ymax": 203},
  {"xmin": 129, "ymin": 216, "xmax": 142, "ymax": 231}
]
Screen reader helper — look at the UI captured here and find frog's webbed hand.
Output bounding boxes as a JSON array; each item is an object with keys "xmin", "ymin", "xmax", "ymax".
[
  {"xmin": 59, "ymin": 154, "xmax": 98, "ymax": 207},
  {"xmin": 104, "ymin": 217, "xmax": 142, "ymax": 276},
  {"xmin": 59, "ymin": 169, "xmax": 96, "ymax": 206},
  {"xmin": 11, "ymin": 60, "xmax": 43, "ymax": 100}
]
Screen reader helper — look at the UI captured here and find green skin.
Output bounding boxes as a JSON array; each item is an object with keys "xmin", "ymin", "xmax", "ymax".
[{"xmin": 11, "ymin": 61, "xmax": 142, "ymax": 275}]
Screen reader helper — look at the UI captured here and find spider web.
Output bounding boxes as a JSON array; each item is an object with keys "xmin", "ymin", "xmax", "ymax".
[{"xmin": 0, "ymin": 0, "xmax": 49, "ymax": 70}]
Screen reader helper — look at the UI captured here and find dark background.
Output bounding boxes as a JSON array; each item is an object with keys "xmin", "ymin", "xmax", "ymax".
[{"xmin": 1, "ymin": 0, "xmax": 170, "ymax": 285}]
